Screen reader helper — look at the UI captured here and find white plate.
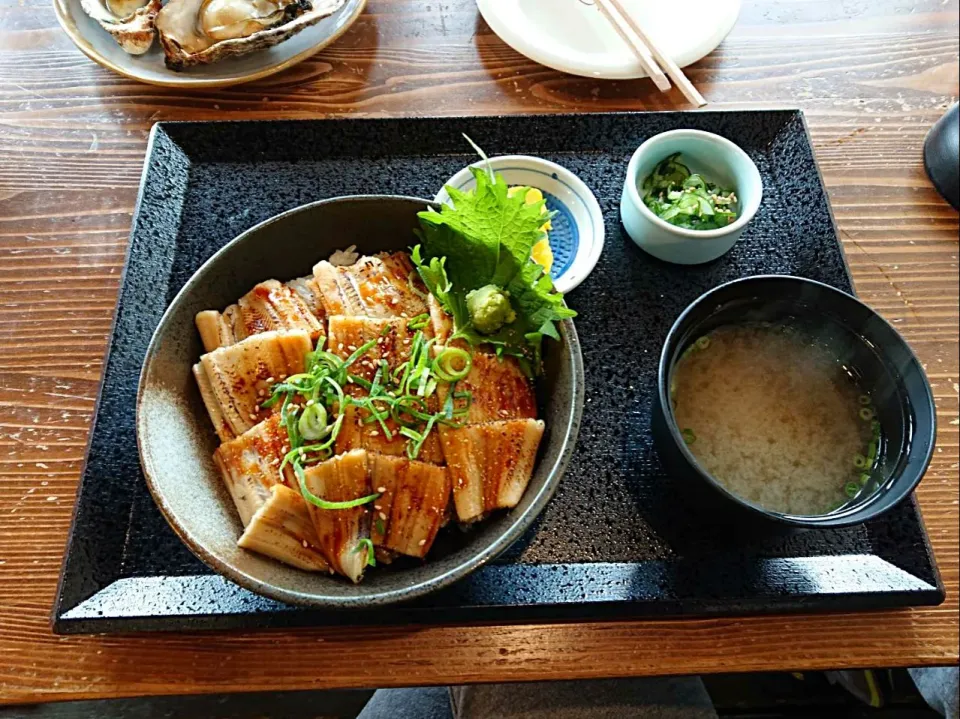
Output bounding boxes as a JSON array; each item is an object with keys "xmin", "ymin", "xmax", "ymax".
[
  {"xmin": 54, "ymin": 0, "xmax": 365, "ymax": 89},
  {"xmin": 477, "ymin": 0, "xmax": 740, "ymax": 80},
  {"xmin": 435, "ymin": 156, "xmax": 604, "ymax": 294}
]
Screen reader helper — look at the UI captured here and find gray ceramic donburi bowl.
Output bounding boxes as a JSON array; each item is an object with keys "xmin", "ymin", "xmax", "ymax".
[{"xmin": 137, "ymin": 195, "xmax": 584, "ymax": 609}]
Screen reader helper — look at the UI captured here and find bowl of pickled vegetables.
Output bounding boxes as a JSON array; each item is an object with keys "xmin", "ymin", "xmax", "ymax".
[{"xmin": 620, "ymin": 129, "xmax": 762, "ymax": 265}]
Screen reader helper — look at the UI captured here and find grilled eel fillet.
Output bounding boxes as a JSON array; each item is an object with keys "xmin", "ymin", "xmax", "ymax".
[
  {"xmin": 195, "ymin": 278, "xmax": 324, "ymax": 353},
  {"xmin": 433, "ymin": 347, "xmax": 541, "ymax": 523},
  {"xmin": 426, "ymin": 294, "xmax": 453, "ymax": 345},
  {"xmin": 435, "ymin": 348, "xmax": 537, "ymax": 424},
  {"xmin": 327, "ymin": 315, "xmax": 444, "ymax": 464},
  {"xmin": 440, "ymin": 418, "xmax": 545, "ymax": 523},
  {"xmin": 369, "ymin": 454, "xmax": 450, "ymax": 559},
  {"xmin": 212, "ymin": 414, "xmax": 293, "ymax": 526},
  {"xmin": 194, "ymin": 329, "xmax": 311, "ymax": 442},
  {"xmin": 313, "ymin": 252, "xmax": 428, "ymax": 319},
  {"xmin": 301, "ymin": 449, "xmax": 373, "ymax": 583},
  {"xmin": 238, "ymin": 484, "xmax": 331, "ymax": 572}
]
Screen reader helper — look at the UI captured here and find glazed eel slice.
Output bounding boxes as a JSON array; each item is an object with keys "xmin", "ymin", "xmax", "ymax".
[
  {"xmin": 440, "ymin": 418, "xmax": 545, "ymax": 524},
  {"xmin": 195, "ymin": 278, "xmax": 324, "ymax": 353},
  {"xmin": 193, "ymin": 329, "xmax": 311, "ymax": 442},
  {"xmin": 301, "ymin": 449, "xmax": 373, "ymax": 583},
  {"xmin": 238, "ymin": 484, "xmax": 331, "ymax": 573},
  {"xmin": 313, "ymin": 252, "xmax": 428, "ymax": 319},
  {"xmin": 327, "ymin": 315, "xmax": 444, "ymax": 464},
  {"xmin": 368, "ymin": 454, "xmax": 450, "ymax": 560},
  {"xmin": 214, "ymin": 417, "xmax": 330, "ymax": 573}
]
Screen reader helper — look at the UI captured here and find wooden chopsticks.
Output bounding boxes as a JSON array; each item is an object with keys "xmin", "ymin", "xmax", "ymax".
[{"xmin": 593, "ymin": 0, "xmax": 707, "ymax": 108}]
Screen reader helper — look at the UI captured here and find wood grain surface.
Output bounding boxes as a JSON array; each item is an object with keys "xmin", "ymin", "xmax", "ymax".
[{"xmin": 0, "ymin": 0, "xmax": 958, "ymax": 706}]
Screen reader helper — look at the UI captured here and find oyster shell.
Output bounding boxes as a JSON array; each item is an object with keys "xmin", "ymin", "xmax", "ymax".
[
  {"xmin": 79, "ymin": 0, "xmax": 162, "ymax": 55},
  {"xmin": 155, "ymin": 0, "xmax": 346, "ymax": 70}
]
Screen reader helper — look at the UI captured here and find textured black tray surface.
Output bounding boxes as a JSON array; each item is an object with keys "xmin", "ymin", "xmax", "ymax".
[{"xmin": 53, "ymin": 111, "xmax": 943, "ymax": 633}]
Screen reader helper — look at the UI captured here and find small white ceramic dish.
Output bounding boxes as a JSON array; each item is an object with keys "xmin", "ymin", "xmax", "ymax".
[
  {"xmin": 476, "ymin": 0, "xmax": 740, "ymax": 81},
  {"xmin": 53, "ymin": 0, "xmax": 365, "ymax": 89},
  {"xmin": 435, "ymin": 156, "xmax": 604, "ymax": 294},
  {"xmin": 620, "ymin": 130, "xmax": 763, "ymax": 265}
]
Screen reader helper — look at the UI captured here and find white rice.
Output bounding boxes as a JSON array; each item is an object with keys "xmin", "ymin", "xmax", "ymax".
[
  {"xmin": 672, "ymin": 323, "xmax": 868, "ymax": 516},
  {"xmin": 328, "ymin": 245, "xmax": 359, "ymax": 266}
]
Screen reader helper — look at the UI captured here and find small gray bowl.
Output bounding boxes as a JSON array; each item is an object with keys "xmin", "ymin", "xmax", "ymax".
[{"xmin": 137, "ymin": 195, "xmax": 584, "ymax": 609}]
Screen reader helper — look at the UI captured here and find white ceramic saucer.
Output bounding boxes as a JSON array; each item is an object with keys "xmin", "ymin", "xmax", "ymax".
[
  {"xmin": 477, "ymin": 0, "xmax": 740, "ymax": 80},
  {"xmin": 436, "ymin": 155, "xmax": 604, "ymax": 294}
]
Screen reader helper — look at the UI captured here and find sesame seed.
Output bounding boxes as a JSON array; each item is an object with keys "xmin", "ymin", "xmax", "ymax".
[
  {"xmin": 374, "ymin": 504, "xmax": 382, "ymax": 510},
  {"xmin": 377, "ymin": 486, "xmax": 387, "ymax": 493},
  {"xmin": 379, "ymin": 512, "xmax": 387, "ymax": 521},
  {"xmin": 306, "ymin": 399, "xmax": 314, "ymax": 406},
  {"xmin": 418, "ymin": 539, "xmax": 427, "ymax": 547},
  {"xmin": 403, "ymin": 339, "xmax": 411, "ymax": 345},
  {"xmin": 338, "ymin": 343, "xmax": 344, "ymax": 350},
  {"xmin": 302, "ymin": 540, "xmax": 309, "ymax": 548},
  {"xmin": 249, "ymin": 413, "xmax": 258, "ymax": 420},
  {"xmin": 347, "ymin": 345, "xmax": 357, "ymax": 351},
  {"xmin": 266, "ymin": 376, "xmax": 274, "ymax": 382},
  {"xmin": 400, "ymin": 312, "xmax": 408, "ymax": 318},
  {"xmin": 279, "ymin": 374, "xmax": 287, "ymax": 380},
  {"xmin": 370, "ymin": 430, "xmax": 379, "ymax": 436}
]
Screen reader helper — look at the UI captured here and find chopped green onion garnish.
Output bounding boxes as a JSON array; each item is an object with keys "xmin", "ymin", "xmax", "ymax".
[
  {"xmin": 695, "ymin": 336, "xmax": 711, "ymax": 350},
  {"xmin": 859, "ymin": 407, "xmax": 875, "ymax": 421},
  {"xmin": 265, "ymin": 327, "xmax": 483, "ymax": 490},
  {"xmin": 681, "ymin": 428, "xmax": 696, "ymax": 445},
  {"xmin": 354, "ymin": 538, "xmax": 376, "ymax": 567},
  {"xmin": 399, "ymin": 426, "xmax": 422, "ymax": 442},
  {"xmin": 844, "ymin": 481, "xmax": 860, "ymax": 498},
  {"xmin": 858, "ymin": 394, "xmax": 872, "ymax": 406},
  {"xmin": 860, "ymin": 472, "xmax": 872, "ymax": 486},
  {"xmin": 342, "ymin": 337, "xmax": 379, "ymax": 369},
  {"xmin": 294, "ymin": 462, "xmax": 379, "ymax": 511},
  {"xmin": 433, "ymin": 347, "xmax": 472, "ymax": 382},
  {"xmin": 298, "ymin": 403, "xmax": 329, "ymax": 441},
  {"xmin": 406, "ymin": 313, "xmax": 430, "ymax": 331},
  {"xmin": 853, "ymin": 454, "xmax": 868, "ymax": 469}
]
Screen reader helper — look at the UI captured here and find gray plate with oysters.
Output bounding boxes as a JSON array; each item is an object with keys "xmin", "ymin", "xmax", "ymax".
[{"xmin": 54, "ymin": 0, "xmax": 365, "ymax": 87}]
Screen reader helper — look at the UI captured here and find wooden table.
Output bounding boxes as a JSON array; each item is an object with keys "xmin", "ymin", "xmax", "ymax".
[{"xmin": 0, "ymin": 0, "xmax": 957, "ymax": 706}]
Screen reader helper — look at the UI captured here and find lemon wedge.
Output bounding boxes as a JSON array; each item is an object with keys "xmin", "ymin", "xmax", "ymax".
[
  {"xmin": 531, "ymin": 237, "xmax": 554, "ymax": 273},
  {"xmin": 508, "ymin": 186, "xmax": 553, "ymax": 273}
]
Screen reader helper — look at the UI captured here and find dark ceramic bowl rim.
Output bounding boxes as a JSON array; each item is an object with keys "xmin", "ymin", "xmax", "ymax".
[
  {"xmin": 657, "ymin": 274, "xmax": 936, "ymax": 529},
  {"xmin": 136, "ymin": 194, "xmax": 584, "ymax": 608}
]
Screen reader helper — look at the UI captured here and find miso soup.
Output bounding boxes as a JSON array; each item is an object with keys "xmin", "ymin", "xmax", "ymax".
[{"xmin": 671, "ymin": 322, "xmax": 882, "ymax": 516}]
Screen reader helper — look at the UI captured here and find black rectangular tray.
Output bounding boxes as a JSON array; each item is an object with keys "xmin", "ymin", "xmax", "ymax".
[{"xmin": 53, "ymin": 111, "xmax": 944, "ymax": 634}]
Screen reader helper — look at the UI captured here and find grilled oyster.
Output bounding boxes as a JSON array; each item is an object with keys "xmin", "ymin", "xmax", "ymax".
[
  {"xmin": 155, "ymin": 0, "xmax": 346, "ymax": 70},
  {"xmin": 80, "ymin": 0, "xmax": 162, "ymax": 55}
]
